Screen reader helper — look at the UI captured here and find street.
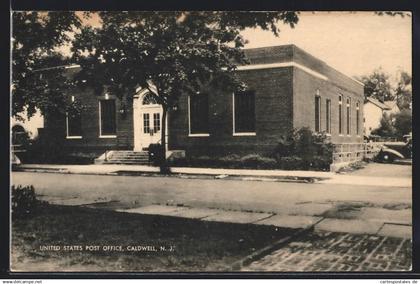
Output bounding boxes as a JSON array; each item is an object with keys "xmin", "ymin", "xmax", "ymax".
[{"xmin": 12, "ymin": 170, "xmax": 411, "ymax": 218}]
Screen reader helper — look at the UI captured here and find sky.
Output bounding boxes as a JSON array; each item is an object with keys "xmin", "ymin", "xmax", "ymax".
[
  {"xmin": 240, "ymin": 12, "xmax": 412, "ymax": 80},
  {"xmin": 80, "ymin": 11, "xmax": 411, "ymax": 80}
]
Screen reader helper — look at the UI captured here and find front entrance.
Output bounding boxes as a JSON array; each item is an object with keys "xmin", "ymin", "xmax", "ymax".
[{"xmin": 133, "ymin": 90, "xmax": 164, "ymax": 151}]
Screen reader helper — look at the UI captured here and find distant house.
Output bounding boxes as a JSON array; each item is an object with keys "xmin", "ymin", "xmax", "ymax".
[
  {"xmin": 11, "ymin": 109, "xmax": 44, "ymax": 140},
  {"xmin": 383, "ymin": 100, "xmax": 400, "ymax": 115},
  {"xmin": 363, "ymin": 97, "xmax": 391, "ymax": 136},
  {"xmin": 39, "ymin": 45, "xmax": 365, "ymax": 164}
]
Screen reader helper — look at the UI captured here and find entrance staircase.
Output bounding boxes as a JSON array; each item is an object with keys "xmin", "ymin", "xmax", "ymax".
[{"xmin": 95, "ymin": 150, "xmax": 150, "ymax": 165}]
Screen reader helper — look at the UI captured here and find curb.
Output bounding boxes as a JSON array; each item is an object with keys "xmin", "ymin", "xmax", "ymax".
[{"xmin": 230, "ymin": 218, "xmax": 325, "ymax": 271}]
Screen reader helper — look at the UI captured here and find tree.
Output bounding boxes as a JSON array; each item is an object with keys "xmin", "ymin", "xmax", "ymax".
[
  {"xmin": 395, "ymin": 71, "xmax": 412, "ymax": 110},
  {"xmin": 12, "ymin": 11, "xmax": 82, "ymax": 119},
  {"xmin": 393, "ymin": 109, "xmax": 412, "ymax": 138},
  {"xmin": 359, "ymin": 69, "xmax": 393, "ymax": 103},
  {"xmin": 71, "ymin": 11, "xmax": 300, "ymax": 171},
  {"xmin": 371, "ymin": 113, "xmax": 395, "ymax": 137}
]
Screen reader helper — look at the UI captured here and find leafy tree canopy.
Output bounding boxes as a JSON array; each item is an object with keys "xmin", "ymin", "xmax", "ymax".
[
  {"xmin": 359, "ymin": 69, "xmax": 393, "ymax": 103},
  {"xmin": 12, "ymin": 11, "xmax": 82, "ymax": 118}
]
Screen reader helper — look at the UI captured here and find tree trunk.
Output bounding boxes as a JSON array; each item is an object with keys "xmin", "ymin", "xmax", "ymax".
[{"xmin": 160, "ymin": 105, "xmax": 170, "ymax": 174}]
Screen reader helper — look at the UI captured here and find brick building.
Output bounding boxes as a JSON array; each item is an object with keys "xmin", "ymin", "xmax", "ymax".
[{"xmin": 41, "ymin": 44, "xmax": 364, "ymax": 165}]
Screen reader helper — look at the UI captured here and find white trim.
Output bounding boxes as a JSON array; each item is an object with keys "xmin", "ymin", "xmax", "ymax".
[
  {"xmin": 233, "ymin": 132, "xmax": 256, "ymax": 137},
  {"xmin": 65, "ymin": 112, "xmax": 83, "ymax": 139},
  {"xmin": 187, "ymin": 95, "xmax": 210, "ymax": 137},
  {"xmin": 188, "ymin": 133, "xmax": 210, "ymax": 137},
  {"xmin": 235, "ymin": 61, "xmax": 328, "ymax": 81},
  {"xmin": 232, "ymin": 92, "xmax": 257, "ymax": 136},
  {"xmin": 98, "ymin": 100, "xmax": 117, "ymax": 138}
]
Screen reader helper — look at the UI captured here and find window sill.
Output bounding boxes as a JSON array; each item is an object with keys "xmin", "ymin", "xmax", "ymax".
[
  {"xmin": 233, "ymin": 132, "xmax": 256, "ymax": 136},
  {"xmin": 99, "ymin": 135, "xmax": 117, "ymax": 138},
  {"xmin": 188, "ymin": 133, "xmax": 210, "ymax": 137},
  {"xmin": 339, "ymin": 134, "xmax": 344, "ymax": 137},
  {"xmin": 66, "ymin": 136, "xmax": 82, "ymax": 139}
]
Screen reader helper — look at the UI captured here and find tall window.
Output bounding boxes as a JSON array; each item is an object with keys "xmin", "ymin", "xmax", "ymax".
[
  {"xmin": 315, "ymin": 95, "xmax": 321, "ymax": 132},
  {"xmin": 99, "ymin": 99, "xmax": 117, "ymax": 136},
  {"xmin": 189, "ymin": 93, "xmax": 209, "ymax": 134},
  {"xmin": 346, "ymin": 98, "xmax": 351, "ymax": 135},
  {"xmin": 356, "ymin": 101, "xmax": 360, "ymax": 135},
  {"xmin": 234, "ymin": 91, "xmax": 256, "ymax": 134},
  {"xmin": 66, "ymin": 96, "xmax": 82, "ymax": 138},
  {"xmin": 338, "ymin": 95, "xmax": 343, "ymax": 135},
  {"xmin": 326, "ymin": 99, "xmax": 331, "ymax": 134}
]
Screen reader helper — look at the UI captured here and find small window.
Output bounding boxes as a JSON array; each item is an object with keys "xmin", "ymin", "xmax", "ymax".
[
  {"xmin": 153, "ymin": 113, "xmax": 161, "ymax": 132},
  {"xmin": 142, "ymin": 93, "xmax": 158, "ymax": 105},
  {"xmin": 315, "ymin": 95, "xmax": 321, "ymax": 132},
  {"xmin": 338, "ymin": 95, "xmax": 343, "ymax": 135},
  {"xmin": 189, "ymin": 93, "xmax": 209, "ymax": 134},
  {"xmin": 100, "ymin": 99, "xmax": 117, "ymax": 136},
  {"xmin": 326, "ymin": 99, "xmax": 331, "ymax": 134},
  {"xmin": 234, "ymin": 91, "xmax": 256, "ymax": 134},
  {"xmin": 143, "ymin": 113, "xmax": 150, "ymax": 134}
]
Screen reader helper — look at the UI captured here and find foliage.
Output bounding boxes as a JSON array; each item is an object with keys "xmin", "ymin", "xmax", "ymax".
[
  {"xmin": 273, "ymin": 127, "xmax": 333, "ymax": 170},
  {"xmin": 12, "ymin": 12, "xmax": 83, "ymax": 118},
  {"xmin": 371, "ymin": 110, "xmax": 411, "ymax": 139},
  {"xmin": 359, "ymin": 69, "xmax": 393, "ymax": 102},
  {"xmin": 239, "ymin": 154, "xmax": 277, "ymax": 169},
  {"xmin": 393, "ymin": 109, "xmax": 412, "ymax": 138},
  {"xmin": 12, "ymin": 185, "xmax": 44, "ymax": 218},
  {"xmin": 71, "ymin": 11, "xmax": 300, "ymax": 167},
  {"xmin": 395, "ymin": 71, "xmax": 412, "ymax": 110}
]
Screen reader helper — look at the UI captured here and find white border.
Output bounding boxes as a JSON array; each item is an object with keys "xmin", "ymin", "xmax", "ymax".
[
  {"xmin": 232, "ymin": 93, "xmax": 256, "ymax": 137},
  {"xmin": 98, "ymin": 99, "xmax": 117, "ymax": 138},
  {"xmin": 187, "ymin": 95, "xmax": 210, "ymax": 137},
  {"xmin": 235, "ymin": 61, "xmax": 328, "ymax": 81}
]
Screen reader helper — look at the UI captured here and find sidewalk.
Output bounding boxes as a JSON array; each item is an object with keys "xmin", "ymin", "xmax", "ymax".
[{"xmin": 16, "ymin": 163, "xmax": 411, "ymax": 188}]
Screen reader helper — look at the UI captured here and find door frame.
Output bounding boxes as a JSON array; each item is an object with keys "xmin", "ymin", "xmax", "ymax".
[{"xmin": 133, "ymin": 88, "xmax": 168, "ymax": 151}]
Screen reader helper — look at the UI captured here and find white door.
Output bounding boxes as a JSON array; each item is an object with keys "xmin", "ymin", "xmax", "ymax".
[
  {"xmin": 140, "ymin": 106, "xmax": 162, "ymax": 150},
  {"xmin": 133, "ymin": 91, "xmax": 163, "ymax": 151}
]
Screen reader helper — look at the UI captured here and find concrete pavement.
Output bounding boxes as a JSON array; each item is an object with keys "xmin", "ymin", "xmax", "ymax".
[
  {"xmin": 16, "ymin": 163, "xmax": 411, "ymax": 187},
  {"xmin": 12, "ymin": 161, "xmax": 412, "ymax": 238}
]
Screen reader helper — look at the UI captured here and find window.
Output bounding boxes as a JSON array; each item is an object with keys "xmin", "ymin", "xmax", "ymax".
[
  {"xmin": 66, "ymin": 111, "xmax": 82, "ymax": 138},
  {"xmin": 66, "ymin": 96, "xmax": 82, "ymax": 138},
  {"xmin": 233, "ymin": 91, "xmax": 256, "ymax": 134},
  {"xmin": 356, "ymin": 102, "xmax": 360, "ymax": 135},
  {"xmin": 315, "ymin": 95, "xmax": 321, "ymax": 132},
  {"xmin": 189, "ymin": 93, "xmax": 209, "ymax": 135},
  {"xmin": 346, "ymin": 98, "xmax": 351, "ymax": 135},
  {"xmin": 338, "ymin": 95, "xmax": 343, "ymax": 135},
  {"xmin": 326, "ymin": 99, "xmax": 331, "ymax": 134},
  {"xmin": 99, "ymin": 99, "xmax": 117, "ymax": 136},
  {"xmin": 153, "ymin": 113, "xmax": 160, "ymax": 132},
  {"xmin": 143, "ymin": 113, "xmax": 150, "ymax": 133}
]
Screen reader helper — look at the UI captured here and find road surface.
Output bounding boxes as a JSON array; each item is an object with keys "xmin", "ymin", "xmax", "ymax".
[{"xmin": 11, "ymin": 171, "xmax": 411, "ymax": 217}]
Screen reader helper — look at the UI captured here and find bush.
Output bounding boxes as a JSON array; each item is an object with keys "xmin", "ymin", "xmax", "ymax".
[
  {"xmin": 273, "ymin": 127, "xmax": 333, "ymax": 171},
  {"xmin": 278, "ymin": 156, "xmax": 304, "ymax": 170},
  {"xmin": 239, "ymin": 154, "xmax": 277, "ymax": 169},
  {"xmin": 218, "ymin": 154, "xmax": 241, "ymax": 168},
  {"xmin": 12, "ymin": 185, "xmax": 44, "ymax": 218},
  {"xmin": 148, "ymin": 143, "xmax": 165, "ymax": 166}
]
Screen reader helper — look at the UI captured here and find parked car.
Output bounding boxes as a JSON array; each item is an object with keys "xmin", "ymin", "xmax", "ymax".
[{"xmin": 376, "ymin": 136, "xmax": 412, "ymax": 163}]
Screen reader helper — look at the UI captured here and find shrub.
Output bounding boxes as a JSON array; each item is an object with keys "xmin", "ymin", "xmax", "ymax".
[
  {"xmin": 278, "ymin": 156, "xmax": 304, "ymax": 170},
  {"xmin": 12, "ymin": 185, "xmax": 44, "ymax": 218},
  {"xmin": 273, "ymin": 127, "xmax": 333, "ymax": 171},
  {"xmin": 239, "ymin": 154, "xmax": 277, "ymax": 169},
  {"xmin": 218, "ymin": 154, "xmax": 241, "ymax": 168}
]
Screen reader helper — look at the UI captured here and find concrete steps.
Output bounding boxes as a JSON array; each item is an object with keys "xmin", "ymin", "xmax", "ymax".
[{"xmin": 96, "ymin": 151, "xmax": 150, "ymax": 165}]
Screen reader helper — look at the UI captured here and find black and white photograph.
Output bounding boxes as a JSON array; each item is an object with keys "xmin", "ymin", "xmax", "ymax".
[{"xmin": 10, "ymin": 11, "xmax": 412, "ymax": 273}]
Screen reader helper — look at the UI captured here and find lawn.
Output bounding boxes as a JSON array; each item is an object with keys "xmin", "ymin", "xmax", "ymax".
[{"xmin": 12, "ymin": 204, "xmax": 296, "ymax": 272}]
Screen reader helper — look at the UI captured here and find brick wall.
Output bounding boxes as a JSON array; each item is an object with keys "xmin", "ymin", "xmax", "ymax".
[
  {"xmin": 43, "ymin": 88, "xmax": 134, "ymax": 154},
  {"xmin": 168, "ymin": 67, "xmax": 294, "ymax": 156},
  {"xmin": 293, "ymin": 67, "xmax": 364, "ymax": 144}
]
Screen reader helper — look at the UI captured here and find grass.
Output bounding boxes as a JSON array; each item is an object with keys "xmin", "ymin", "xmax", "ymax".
[{"xmin": 12, "ymin": 204, "xmax": 296, "ymax": 272}]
